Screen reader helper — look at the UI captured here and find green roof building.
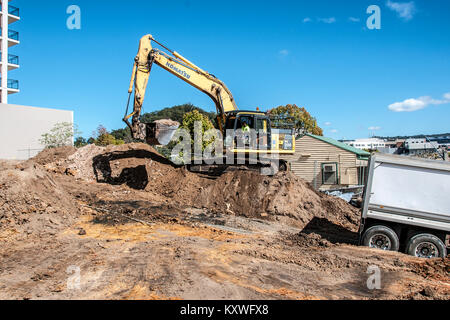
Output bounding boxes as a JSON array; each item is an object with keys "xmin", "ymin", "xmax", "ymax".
[{"xmin": 283, "ymin": 133, "xmax": 370, "ymax": 190}]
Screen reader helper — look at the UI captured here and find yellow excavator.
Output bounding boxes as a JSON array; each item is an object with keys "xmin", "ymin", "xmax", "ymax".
[{"xmin": 123, "ymin": 34, "xmax": 295, "ymax": 173}]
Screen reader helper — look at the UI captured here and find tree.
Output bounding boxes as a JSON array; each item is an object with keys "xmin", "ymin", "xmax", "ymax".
[
  {"xmin": 40, "ymin": 122, "xmax": 80, "ymax": 148},
  {"xmin": 74, "ymin": 137, "xmax": 87, "ymax": 148},
  {"xmin": 140, "ymin": 103, "xmax": 217, "ymax": 127},
  {"xmin": 180, "ymin": 110, "xmax": 216, "ymax": 151},
  {"xmin": 268, "ymin": 104, "xmax": 323, "ymax": 136},
  {"xmin": 92, "ymin": 125, "xmax": 125, "ymax": 146},
  {"xmin": 110, "ymin": 127, "xmax": 133, "ymax": 143},
  {"xmin": 168, "ymin": 110, "xmax": 217, "ymax": 163}
]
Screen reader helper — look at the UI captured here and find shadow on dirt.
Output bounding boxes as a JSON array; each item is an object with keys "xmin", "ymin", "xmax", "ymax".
[
  {"xmin": 89, "ymin": 200, "xmax": 180, "ymax": 226},
  {"xmin": 300, "ymin": 217, "xmax": 359, "ymax": 245},
  {"xmin": 92, "ymin": 149, "xmax": 176, "ymax": 190}
]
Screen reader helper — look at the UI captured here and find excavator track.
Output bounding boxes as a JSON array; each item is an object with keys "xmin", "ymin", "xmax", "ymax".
[{"xmin": 185, "ymin": 158, "xmax": 289, "ymax": 177}]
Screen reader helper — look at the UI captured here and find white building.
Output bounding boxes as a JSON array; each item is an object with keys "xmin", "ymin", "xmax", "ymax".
[
  {"xmin": 0, "ymin": 2, "xmax": 75, "ymax": 160},
  {"xmin": 0, "ymin": 103, "xmax": 74, "ymax": 160},
  {"xmin": 1, "ymin": 0, "xmax": 20, "ymax": 103},
  {"xmin": 405, "ymin": 138, "xmax": 438, "ymax": 151},
  {"xmin": 345, "ymin": 138, "xmax": 386, "ymax": 150}
]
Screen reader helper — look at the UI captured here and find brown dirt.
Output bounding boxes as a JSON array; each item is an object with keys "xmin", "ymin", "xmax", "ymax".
[
  {"xmin": 29, "ymin": 146, "xmax": 76, "ymax": 165},
  {"xmin": 0, "ymin": 144, "xmax": 448, "ymax": 300},
  {"xmin": 43, "ymin": 143, "xmax": 360, "ymax": 230}
]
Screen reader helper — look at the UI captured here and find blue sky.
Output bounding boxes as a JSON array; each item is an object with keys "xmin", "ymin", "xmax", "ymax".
[{"xmin": 9, "ymin": 0, "xmax": 450, "ymax": 140}]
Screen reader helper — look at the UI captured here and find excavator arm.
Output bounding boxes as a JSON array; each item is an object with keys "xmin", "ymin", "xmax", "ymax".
[{"xmin": 124, "ymin": 34, "xmax": 238, "ymax": 141}]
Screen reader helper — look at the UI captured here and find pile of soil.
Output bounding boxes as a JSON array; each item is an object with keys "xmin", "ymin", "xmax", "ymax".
[
  {"xmin": 0, "ymin": 161, "xmax": 78, "ymax": 235},
  {"xmin": 41, "ymin": 143, "xmax": 360, "ymax": 230},
  {"xmin": 199, "ymin": 170, "xmax": 360, "ymax": 230},
  {"xmin": 30, "ymin": 146, "xmax": 76, "ymax": 165}
]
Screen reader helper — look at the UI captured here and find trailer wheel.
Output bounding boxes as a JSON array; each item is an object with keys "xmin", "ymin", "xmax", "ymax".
[
  {"xmin": 406, "ymin": 234, "xmax": 447, "ymax": 259},
  {"xmin": 362, "ymin": 225, "xmax": 399, "ymax": 252}
]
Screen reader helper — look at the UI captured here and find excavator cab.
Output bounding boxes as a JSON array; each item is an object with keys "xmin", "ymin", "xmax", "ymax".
[{"xmin": 224, "ymin": 111, "xmax": 272, "ymax": 151}]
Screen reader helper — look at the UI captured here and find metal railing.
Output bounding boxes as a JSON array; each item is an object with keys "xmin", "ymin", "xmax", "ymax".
[
  {"xmin": 0, "ymin": 78, "xmax": 19, "ymax": 90},
  {"xmin": 8, "ymin": 54, "xmax": 18, "ymax": 64},
  {"xmin": 8, "ymin": 29, "xmax": 19, "ymax": 41},
  {"xmin": 0, "ymin": 52, "xmax": 19, "ymax": 64},
  {"xmin": 8, "ymin": 79, "xmax": 18, "ymax": 89},
  {"xmin": 0, "ymin": 28, "xmax": 20, "ymax": 41},
  {"xmin": 8, "ymin": 5, "xmax": 19, "ymax": 17}
]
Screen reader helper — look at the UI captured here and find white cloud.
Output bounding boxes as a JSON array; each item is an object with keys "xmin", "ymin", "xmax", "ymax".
[
  {"xmin": 303, "ymin": 17, "xmax": 312, "ymax": 23},
  {"xmin": 386, "ymin": 1, "xmax": 416, "ymax": 21},
  {"xmin": 279, "ymin": 49, "xmax": 289, "ymax": 57},
  {"xmin": 348, "ymin": 17, "xmax": 360, "ymax": 22},
  {"xmin": 388, "ymin": 92, "xmax": 450, "ymax": 112},
  {"xmin": 318, "ymin": 17, "xmax": 336, "ymax": 24},
  {"xmin": 324, "ymin": 122, "xmax": 332, "ymax": 126},
  {"xmin": 368, "ymin": 126, "xmax": 381, "ymax": 131},
  {"xmin": 330, "ymin": 129, "xmax": 338, "ymax": 133}
]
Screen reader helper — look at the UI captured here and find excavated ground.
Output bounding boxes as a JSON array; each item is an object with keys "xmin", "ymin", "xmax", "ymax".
[{"xmin": 0, "ymin": 144, "xmax": 448, "ymax": 300}]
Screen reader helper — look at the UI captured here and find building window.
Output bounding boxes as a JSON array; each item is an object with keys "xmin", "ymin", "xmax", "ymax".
[{"xmin": 321, "ymin": 162, "xmax": 338, "ymax": 185}]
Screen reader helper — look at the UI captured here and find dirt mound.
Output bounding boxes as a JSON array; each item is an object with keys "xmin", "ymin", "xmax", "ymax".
[
  {"xmin": 30, "ymin": 146, "xmax": 76, "ymax": 165},
  {"xmin": 45, "ymin": 143, "xmax": 174, "ymax": 182},
  {"xmin": 0, "ymin": 162, "xmax": 78, "ymax": 235},
  {"xmin": 31, "ymin": 143, "xmax": 360, "ymax": 231},
  {"xmin": 197, "ymin": 170, "xmax": 360, "ymax": 230}
]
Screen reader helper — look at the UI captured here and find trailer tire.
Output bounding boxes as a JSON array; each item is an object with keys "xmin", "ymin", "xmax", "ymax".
[
  {"xmin": 362, "ymin": 225, "xmax": 399, "ymax": 252},
  {"xmin": 406, "ymin": 234, "xmax": 447, "ymax": 259}
]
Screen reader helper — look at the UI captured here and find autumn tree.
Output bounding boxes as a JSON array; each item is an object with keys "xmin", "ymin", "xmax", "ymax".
[{"xmin": 268, "ymin": 104, "xmax": 323, "ymax": 136}]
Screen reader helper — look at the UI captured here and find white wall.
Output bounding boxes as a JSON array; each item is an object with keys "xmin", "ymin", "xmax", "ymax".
[
  {"xmin": 0, "ymin": 103, "xmax": 74, "ymax": 160},
  {"xmin": 405, "ymin": 138, "xmax": 438, "ymax": 150},
  {"xmin": 346, "ymin": 138, "xmax": 386, "ymax": 150}
]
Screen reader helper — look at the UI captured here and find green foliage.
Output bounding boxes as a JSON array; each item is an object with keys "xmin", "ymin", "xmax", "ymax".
[
  {"xmin": 168, "ymin": 110, "xmax": 217, "ymax": 163},
  {"xmin": 110, "ymin": 127, "xmax": 133, "ymax": 143},
  {"xmin": 181, "ymin": 110, "xmax": 216, "ymax": 150},
  {"xmin": 74, "ymin": 137, "xmax": 87, "ymax": 148},
  {"xmin": 92, "ymin": 125, "xmax": 125, "ymax": 146},
  {"xmin": 268, "ymin": 104, "xmax": 323, "ymax": 136},
  {"xmin": 140, "ymin": 103, "xmax": 217, "ymax": 127},
  {"xmin": 39, "ymin": 122, "xmax": 80, "ymax": 148},
  {"xmin": 155, "ymin": 145, "xmax": 173, "ymax": 159}
]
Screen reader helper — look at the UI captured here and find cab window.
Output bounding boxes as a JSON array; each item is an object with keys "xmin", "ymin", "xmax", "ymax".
[
  {"xmin": 236, "ymin": 116, "xmax": 253, "ymax": 129},
  {"xmin": 255, "ymin": 118, "xmax": 267, "ymax": 133}
]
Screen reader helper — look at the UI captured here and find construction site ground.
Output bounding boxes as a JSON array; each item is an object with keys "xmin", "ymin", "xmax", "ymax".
[{"xmin": 0, "ymin": 143, "xmax": 448, "ymax": 300}]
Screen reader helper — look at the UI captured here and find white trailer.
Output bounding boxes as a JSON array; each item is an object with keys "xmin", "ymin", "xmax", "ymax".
[{"xmin": 359, "ymin": 153, "xmax": 450, "ymax": 258}]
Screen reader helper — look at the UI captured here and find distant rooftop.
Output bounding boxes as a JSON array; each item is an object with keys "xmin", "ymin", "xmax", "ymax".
[{"xmin": 301, "ymin": 133, "xmax": 371, "ymax": 159}]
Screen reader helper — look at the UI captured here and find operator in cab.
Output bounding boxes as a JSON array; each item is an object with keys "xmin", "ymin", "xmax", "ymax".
[{"xmin": 241, "ymin": 120, "xmax": 250, "ymax": 133}]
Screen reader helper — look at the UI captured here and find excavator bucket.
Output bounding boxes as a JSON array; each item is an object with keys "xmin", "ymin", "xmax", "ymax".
[{"xmin": 144, "ymin": 119, "xmax": 180, "ymax": 145}]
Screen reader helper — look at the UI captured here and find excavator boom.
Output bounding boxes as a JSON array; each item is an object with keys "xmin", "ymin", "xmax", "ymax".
[{"xmin": 124, "ymin": 34, "xmax": 237, "ymax": 143}]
